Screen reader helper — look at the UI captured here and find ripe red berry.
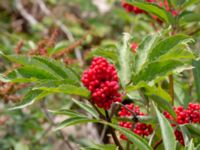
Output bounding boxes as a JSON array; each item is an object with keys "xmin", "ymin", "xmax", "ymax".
[
  {"xmin": 81, "ymin": 57, "xmax": 121, "ymax": 110},
  {"xmin": 118, "ymin": 104, "xmax": 153, "ymax": 140},
  {"xmin": 131, "ymin": 43, "xmax": 138, "ymax": 53},
  {"xmin": 164, "ymin": 103, "xmax": 200, "ymax": 145}
]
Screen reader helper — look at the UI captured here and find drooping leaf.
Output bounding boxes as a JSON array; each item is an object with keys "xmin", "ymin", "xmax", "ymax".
[
  {"xmin": 10, "ymin": 90, "xmax": 50, "ymax": 110},
  {"xmin": 55, "ymin": 116, "xmax": 98, "ymax": 131},
  {"xmin": 154, "ymin": 106, "xmax": 176, "ymax": 150},
  {"xmin": 72, "ymin": 98, "xmax": 99, "ymax": 119},
  {"xmin": 48, "ymin": 109, "xmax": 86, "ymax": 117}
]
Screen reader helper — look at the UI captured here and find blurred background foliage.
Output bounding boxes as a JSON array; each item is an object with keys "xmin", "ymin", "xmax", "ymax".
[{"xmin": 0, "ymin": 0, "xmax": 200, "ymax": 150}]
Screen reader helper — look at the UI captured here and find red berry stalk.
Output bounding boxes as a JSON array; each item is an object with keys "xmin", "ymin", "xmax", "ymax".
[{"xmin": 82, "ymin": 57, "xmax": 122, "ymax": 110}]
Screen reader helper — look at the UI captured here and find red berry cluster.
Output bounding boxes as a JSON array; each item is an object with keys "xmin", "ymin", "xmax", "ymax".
[
  {"xmin": 164, "ymin": 103, "xmax": 200, "ymax": 145},
  {"xmin": 81, "ymin": 57, "xmax": 122, "ymax": 110},
  {"xmin": 118, "ymin": 104, "xmax": 153, "ymax": 140},
  {"xmin": 131, "ymin": 43, "xmax": 138, "ymax": 53},
  {"xmin": 121, "ymin": 0, "xmax": 178, "ymax": 23}
]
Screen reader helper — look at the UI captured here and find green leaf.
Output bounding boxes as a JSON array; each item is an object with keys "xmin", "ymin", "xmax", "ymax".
[
  {"xmin": 133, "ymin": 60, "xmax": 184, "ymax": 84},
  {"xmin": 48, "ymin": 109, "xmax": 86, "ymax": 117},
  {"xmin": 154, "ymin": 106, "xmax": 176, "ymax": 150},
  {"xmin": 158, "ymin": 44, "xmax": 194, "ymax": 62},
  {"xmin": 55, "ymin": 117, "xmax": 98, "ymax": 131},
  {"xmin": 180, "ymin": 125, "xmax": 191, "ymax": 146},
  {"xmin": 134, "ymin": 33, "xmax": 159, "ymax": 73},
  {"xmin": 92, "ymin": 48, "xmax": 118, "ymax": 63},
  {"xmin": 34, "ymin": 84, "xmax": 90, "ymax": 98},
  {"xmin": 81, "ymin": 144, "xmax": 117, "ymax": 150},
  {"xmin": 148, "ymin": 35, "xmax": 192, "ymax": 62},
  {"xmin": 126, "ymin": 0, "xmax": 174, "ymax": 24},
  {"xmin": 71, "ymin": 98, "xmax": 99, "ymax": 119},
  {"xmin": 10, "ymin": 90, "xmax": 50, "ymax": 110},
  {"xmin": 186, "ymin": 124, "xmax": 200, "ymax": 137},
  {"xmin": 179, "ymin": 12, "xmax": 200, "ymax": 24},
  {"xmin": 118, "ymin": 33, "xmax": 132, "ymax": 87},
  {"xmin": 101, "ymin": 122, "xmax": 153, "ymax": 150},
  {"xmin": 192, "ymin": 60, "xmax": 200, "ymax": 102},
  {"xmin": 5, "ymin": 55, "xmax": 79, "ymax": 83},
  {"xmin": 6, "ymin": 66, "xmax": 57, "ymax": 81},
  {"xmin": 184, "ymin": 139, "xmax": 194, "ymax": 150},
  {"xmin": 151, "ymin": 95, "xmax": 176, "ymax": 118},
  {"xmin": 182, "ymin": 0, "xmax": 200, "ymax": 8}
]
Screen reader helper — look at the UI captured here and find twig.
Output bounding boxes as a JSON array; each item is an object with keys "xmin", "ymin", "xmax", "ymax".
[
  {"xmin": 115, "ymin": 102, "xmax": 138, "ymax": 120},
  {"xmin": 153, "ymin": 139, "xmax": 163, "ymax": 150},
  {"xmin": 40, "ymin": 100, "xmax": 74, "ymax": 150},
  {"xmin": 105, "ymin": 110, "xmax": 124, "ymax": 150},
  {"xmin": 100, "ymin": 125, "xmax": 108, "ymax": 142},
  {"xmin": 36, "ymin": 0, "xmax": 84, "ymax": 66}
]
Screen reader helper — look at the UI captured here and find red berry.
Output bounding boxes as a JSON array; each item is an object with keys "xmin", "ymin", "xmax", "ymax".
[
  {"xmin": 164, "ymin": 103, "xmax": 200, "ymax": 145},
  {"xmin": 118, "ymin": 103, "xmax": 153, "ymax": 141},
  {"xmin": 81, "ymin": 57, "xmax": 121, "ymax": 110},
  {"xmin": 131, "ymin": 43, "xmax": 138, "ymax": 53}
]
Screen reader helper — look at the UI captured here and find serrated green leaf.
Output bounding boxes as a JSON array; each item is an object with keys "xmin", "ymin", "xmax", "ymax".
[
  {"xmin": 151, "ymin": 95, "xmax": 176, "ymax": 118},
  {"xmin": 10, "ymin": 90, "xmax": 50, "ymax": 110},
  {"xmin": 34, "ymin": 84, "xmax": 90, "ymax": 98},
  {"xmin": 101, "ymin": 122, "xmax": 153, "ymax": 150},
  {"xmin": 118, "ymin": 33, "xmax": 132, "ymax": 87},
  {"xmin": 71, "ymin": 98, "xmax": 99, "ymax": 119},
  {"xmin": 92, "ymin": 48, "xmax": 118, "ymax": 63},
  {"xmin": 126, "ymin": 0, "xmax": 174, "ymax": 24},
  {"xmin": 55, "ymin": 117, "xmax": 98, "ymax": 131},
  {"xmin": 5, "ymin": 55, "xmax": 79, "ymax": 83},
  {"xmin": 7, "ymin": 66, "xmax": 57, "ymax": 81},
  {"xmin": 158, "ymin": 45, "xmax": 194, "ymax": 62},
  {"xmin": 133, "ymin": 60, "xmax": 184, "ymax": 84},
  {"xmin": 154, "ymin": 106, "xmax": 176, "ymax": 150},
  {"xmin": 148, "ymin": 35, "xmax": 192, "ymax": 61},
  {"xmin": 135, "ymin": 33, "xmax": 159, "ymax": 73}
]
